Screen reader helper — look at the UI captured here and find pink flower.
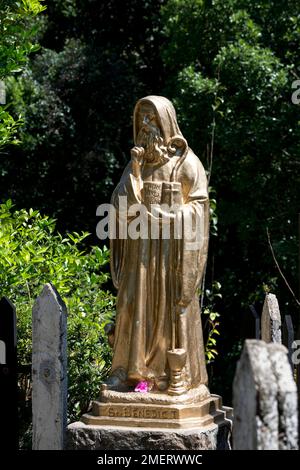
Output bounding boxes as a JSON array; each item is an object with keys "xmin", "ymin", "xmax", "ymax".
[{"xmin": 134, "ymin": 380, "xmax": 150, "ymax": 393}]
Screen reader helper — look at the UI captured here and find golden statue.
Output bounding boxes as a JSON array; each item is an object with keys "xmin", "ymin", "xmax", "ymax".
[
  {"xmin": 82, "ymin": 96, "xmax": 231, "ymax": 428},
  {"xmin": 108, "ymin": 95, "xmax": 209, "ymax": 393}
]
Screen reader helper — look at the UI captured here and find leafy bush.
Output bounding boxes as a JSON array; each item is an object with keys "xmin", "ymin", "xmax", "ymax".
[
  {"xmin": 0, "ymin": 0, "xmax": 46, "ymax": 149},
  {"xmin": 0, "ymin": 0, "xmax": 46, "ymax": 79},
  {"xmin": 0, "ymin": 199, "xmax": 115, "ymax": 424}
]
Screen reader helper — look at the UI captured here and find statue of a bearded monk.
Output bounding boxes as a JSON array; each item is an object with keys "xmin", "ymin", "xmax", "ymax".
[{"xmin": 106, "ymin": 96, "xmax": 209, "ymax": 395}]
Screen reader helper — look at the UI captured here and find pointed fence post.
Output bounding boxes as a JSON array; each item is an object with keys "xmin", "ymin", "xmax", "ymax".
[
  {"xmin": 32, "ymin": 284, "xmax": 67, "ymax": 450},
  {"xmin": 0, "ymin": 297, "xmax": 18, "ymax": 449},
  {"xmin": 261, "ymin": 293, "xmax": 282, "ymax": 343},
  {"xmin": 233, "ymin": 340, "xmax": 298, "ymax": 450}
]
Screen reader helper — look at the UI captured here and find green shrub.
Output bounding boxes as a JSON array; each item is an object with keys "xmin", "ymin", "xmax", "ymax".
[
  {"xmin": 0, "ymin": 199, "xmax": 115, "ymax": 424},
  {"xmin": 0, "ymin": 0, "xmax": 46, "ymax": 149}
]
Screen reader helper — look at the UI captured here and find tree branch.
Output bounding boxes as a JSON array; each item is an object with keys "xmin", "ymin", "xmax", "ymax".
[{"xmin": 267, "ymin": 227, "xmax": 300, "ymax": 307}]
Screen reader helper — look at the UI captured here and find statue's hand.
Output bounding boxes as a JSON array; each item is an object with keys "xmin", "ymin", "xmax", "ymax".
[{"xmin": 131, "ymin": 146, "xmax": 145, "ymax": 178}]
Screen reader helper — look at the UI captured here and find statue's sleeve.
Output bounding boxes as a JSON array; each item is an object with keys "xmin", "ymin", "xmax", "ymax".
[
  {"xmin": 175, "ymin": 152, "xmax": 209, "ymax": 309},
  {"xmin": 110, "ymin": 161, "xmax": 142, "ymax": 289}
]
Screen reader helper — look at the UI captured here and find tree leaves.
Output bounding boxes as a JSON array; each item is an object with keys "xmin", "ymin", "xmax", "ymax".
[
  {"xmin": 0, "ymin": 201, "xmax": 115, "ymax": 425},
  {"xmin": 0, "ymin": 0, "xmax": 45, "ymax": 149}
]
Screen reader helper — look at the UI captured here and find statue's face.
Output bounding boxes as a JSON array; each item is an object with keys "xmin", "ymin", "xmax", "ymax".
[
  {"xmin": 136, "ymin": 103, "xmax": 160, "ymax": 136},
  {"xmin": 135, "ymin": 101, "xmax": 168, "ymax": 164}
]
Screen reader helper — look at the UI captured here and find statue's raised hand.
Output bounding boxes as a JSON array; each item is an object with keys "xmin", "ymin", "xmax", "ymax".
[{"xmin": 131, "ymin": 146, "xmax": 145, "ymax": 178}]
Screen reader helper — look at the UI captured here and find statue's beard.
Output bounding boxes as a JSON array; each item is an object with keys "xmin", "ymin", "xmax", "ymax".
[{"xmin": 137, "ymin": 128, "xmax": 169, "ymax": 165}]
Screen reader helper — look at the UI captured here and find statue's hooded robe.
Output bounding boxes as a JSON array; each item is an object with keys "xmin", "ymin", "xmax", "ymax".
[{"xmin": 110, "ymin": 96, "xmax": 209, "ymax": 389}]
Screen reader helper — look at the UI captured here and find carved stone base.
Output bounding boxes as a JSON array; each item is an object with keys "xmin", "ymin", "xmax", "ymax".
[
  {"xmin": 66, "ymin": 421, "xmax": 232, "ymax": 450},
  {"xmin": 81, "ymin": 393, "xmax": 232, "ymax": 429},
  {"xmin": 80, "ymin": 385, "xmax": 232, "ymax": 430},
  {"xmin": 70, "ymin": 386, "xmax": 233, "ymax": 449}
]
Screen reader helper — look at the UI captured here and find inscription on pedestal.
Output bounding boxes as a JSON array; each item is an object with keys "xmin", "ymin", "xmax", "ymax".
[
  {"xmin": 102, "ymin": 405, "xmax": 178, "ymax": 420},
  {"xmin": 84, "ymin": 394, "xmax": 232, "ymax": 429}
]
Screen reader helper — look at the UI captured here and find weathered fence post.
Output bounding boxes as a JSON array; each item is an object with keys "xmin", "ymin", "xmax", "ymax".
[
  {"xmin": 233, "ymin": 339, "xmax": 298, "ymax": 450},
  {"xmin": 32, "ymin": 284, "xmax": 67, "ymax": 450},
  {"xmin": 261, "ymin": 293, "xmax": 282, "ymax": 343},
  {"xmin": 0, "ymin": 297, "xmax": 18, "ymax": 449}
]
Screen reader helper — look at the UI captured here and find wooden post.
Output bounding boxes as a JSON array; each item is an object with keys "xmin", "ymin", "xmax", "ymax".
[
  {"xmin": 0, "ymin": 297, "xmax": 18, "ymax": 449},
  {"xmin": 261, "ymin": 293, "xmax": 282, "ymax": 343},
  {"xmin": 32, "ymin": 284, "xmax": 67, "ymax": 450}
]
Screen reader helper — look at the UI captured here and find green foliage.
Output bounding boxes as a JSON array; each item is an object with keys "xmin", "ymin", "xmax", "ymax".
[
  {"xmin": 0, "ymin": 199, "xmax": 115, "ymax": 421},
  {"xmin": 0, "ymin": 0, "xmax": 46, "ymax": 148},
  {"xmin": 6, "ymin": 71, "xmax": 75, "ymax": 151},
  {"xmin": 162, "ymin": 0, "xmax": 261, "ymax": 71},
  {"xmin": 0, "ymin": 0, "xmax": 46, "ymax": 78},
  {"xmin": 202, "ymin": 281, "xmax": 221, "ymax": 363},
  {"xmin": 209, "ymin": 187, "xmax": 218, "ymax": 237},
  {"xmin": 162, "ymin": 0, "xmax": 300, "ymax": 402},
  {"xmin": 3, "ymin": 0, "xmax": 166, "ymax": 232},
  {"xmin": 162, "ymin": 0, "xmax": 300, "ymax": 307},
  {"xmin": 0, "ymin": 106, "xmax": 23, "ymax": 149},
  {"xmin": 169, "ymin": 66, "xmax": 221, "ymax": 150}
]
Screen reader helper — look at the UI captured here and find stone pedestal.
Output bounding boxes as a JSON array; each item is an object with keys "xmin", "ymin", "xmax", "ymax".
[
  {"xmin": 66, "ymin": 420, "xmax": 232, "ymax": 450},
  {"xmin": 67, "ymin": 387, "xmax": 232, "ymax": 450},
  {"xmin": 81, "ymin": 390, "xmax": 231, "ymax": 429}
]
